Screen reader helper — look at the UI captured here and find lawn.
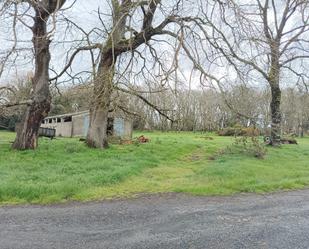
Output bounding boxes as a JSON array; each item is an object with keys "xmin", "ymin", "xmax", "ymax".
[{"xmin": 0, "ymin": 130, "xmax": 309, "ymax": 205}]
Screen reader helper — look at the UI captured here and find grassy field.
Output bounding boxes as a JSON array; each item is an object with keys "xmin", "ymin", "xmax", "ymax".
[{"xmin": 0, "ymin": 130, "xmax": 309, "ymax": 205}]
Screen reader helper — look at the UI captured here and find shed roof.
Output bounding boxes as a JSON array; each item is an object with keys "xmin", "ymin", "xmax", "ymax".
[
  {"xmin": 44, "ymin": 110, "xmax": 132, "ymax": 121},
  {"xmin": 44, "ymin": 110, "xmax": 89, "ymax": 119}
]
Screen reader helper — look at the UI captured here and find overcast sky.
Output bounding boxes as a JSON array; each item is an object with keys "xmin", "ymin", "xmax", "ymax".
[{"xmin": 0, "ymin": 0, "xmax": 308, "ymax": 91}]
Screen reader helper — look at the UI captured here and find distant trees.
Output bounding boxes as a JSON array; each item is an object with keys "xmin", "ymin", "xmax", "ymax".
[
  {"xmin": 126, "ymin": 86, "xmax": 309, "ymax": 135},
  {"xmin": 0, "ymin": 75, "xmax": 33, "ymax": 130},
  {"xmin": 281, "ymin": 88, "xmax": 309, "ymax": 137}
]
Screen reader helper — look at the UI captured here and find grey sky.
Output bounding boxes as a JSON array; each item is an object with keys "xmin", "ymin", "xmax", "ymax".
[{"xmin": 1, "ymin": 0, "xmax": 308, "ymax": 91}]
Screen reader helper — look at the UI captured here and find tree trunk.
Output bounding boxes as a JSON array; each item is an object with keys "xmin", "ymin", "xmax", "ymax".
[
  {"xmin": 85, "ymin": 0, "xmax": 128, "ymax": 149},
  {"xmin": 86, "ymin": 54, "xmax": 114, "ymax": 148},
  {"xmin": 12, "ymin": 9, "xmax": 51, "ymax": 150},
  {"xmin": 270, "ymin": 84, "xmax": 282, "ymax": 146},
  {"xmin": 86, "ymin": 107, "xmax": 110, "ymax": 148},
  {"xmin": 298, "ymin": 123, "xmax": 304, "ymax": 138},
  {"xmin": 268, "ymin": 40, "xmax": 282, "ymax": 147}
]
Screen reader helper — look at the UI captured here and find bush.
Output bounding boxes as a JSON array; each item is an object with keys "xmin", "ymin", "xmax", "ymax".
[
  {"xmin": 218, "ymin": 126, "xmax": 260, "ymax": 137},
  {"xmin": 222, "ymin": 136, "xmax": 267, "ymax": 159}
]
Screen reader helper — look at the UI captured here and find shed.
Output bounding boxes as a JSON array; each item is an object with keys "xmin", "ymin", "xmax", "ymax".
[{"xmin": 41, "ymin": 111, "xmax": 133, "ymax": 139}]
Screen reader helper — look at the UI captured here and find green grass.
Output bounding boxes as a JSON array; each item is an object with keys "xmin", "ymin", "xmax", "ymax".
[{"xmin": 0, "ymin": 130, "xmax": 309, "ymax": 205}]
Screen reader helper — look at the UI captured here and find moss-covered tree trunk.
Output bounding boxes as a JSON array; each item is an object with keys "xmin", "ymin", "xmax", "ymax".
[
  {"xmin": 86, "ymin": 52, "xmax": 115, "ymax": 148},
  {"xmin": 86, "ymin": 0, "xmax": 126, "ymax": 149}
]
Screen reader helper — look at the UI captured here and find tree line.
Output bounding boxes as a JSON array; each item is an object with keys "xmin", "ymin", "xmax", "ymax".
[{"xmin": 3, "ymin": 79, "xmax": 309, "ymax": 137}]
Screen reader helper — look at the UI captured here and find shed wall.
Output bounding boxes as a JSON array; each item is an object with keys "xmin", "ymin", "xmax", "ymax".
[
  {"xmin": 41, "ymin": 112, "xmax": 132, "ymax": 139},
  {"xmin": 41, "ymin": 122, "xmax": 72, "ymax": 137},
  {"xmin": 72, "ymin": 114, "xmax": 88, "ymax": 137}
]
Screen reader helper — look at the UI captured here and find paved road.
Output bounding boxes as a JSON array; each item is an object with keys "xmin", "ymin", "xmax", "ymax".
[{"xmin": 1, "ymin": 190, "xmax": 309, "ymax": 249}]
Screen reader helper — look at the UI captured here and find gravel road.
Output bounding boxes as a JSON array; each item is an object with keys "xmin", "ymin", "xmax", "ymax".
[{"xmin": 1, "ymin": 190, "xmax": 309, "ymax": 249}]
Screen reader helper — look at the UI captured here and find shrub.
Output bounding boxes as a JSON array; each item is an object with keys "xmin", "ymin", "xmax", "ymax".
[{"xmin": 221, "ymin": 136, "xmax": 267, "ymax": 159}]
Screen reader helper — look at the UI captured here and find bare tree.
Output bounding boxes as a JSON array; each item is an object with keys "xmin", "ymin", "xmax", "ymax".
[
  {"xmin": 52, "ymin": 0, "xmax": 190, "ymax": 148},
  {"xmin": 85, "ymin": 0, "xmax": 185, "ymax": 148},
  {"xmin": 0, "ymin": 0, "xmax": 67, "ymax": 149},
  {"xmin": 185, "ymin": 0, "xmax": 309, "ymax": 146}
]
